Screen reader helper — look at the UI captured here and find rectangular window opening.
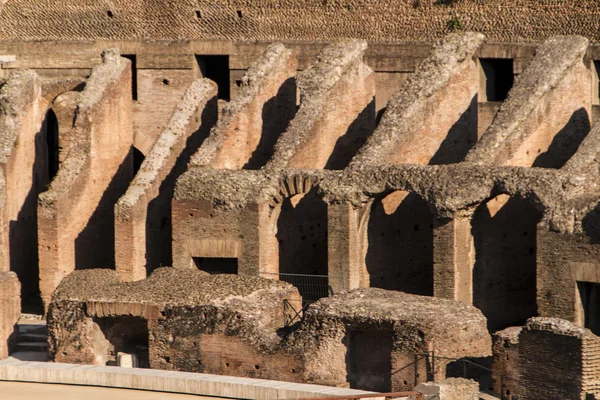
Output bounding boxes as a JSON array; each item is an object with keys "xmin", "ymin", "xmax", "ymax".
[
  {"xmin": 193, "ymin": 257, "xmax": 238, "ymax": 274},
  {"xmin": 122, "ymin": 54, "xmax": 138, "ymax": 101},
  {"xmin": 195, "ymin": 55, "xmax": 230, "ymax": 101},
  {"xmin": 480, "ymin": 58, "xmax": 514, "ymax": 102},
  {"xmin": 578, "ymin": 281, "xmax": 600, "ymax": 335}
]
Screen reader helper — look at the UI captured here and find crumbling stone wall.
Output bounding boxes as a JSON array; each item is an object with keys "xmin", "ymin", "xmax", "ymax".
[
  {"xmin": 191, "ymin": 43, "xmax": 297, "ymax": 170},
  {"xmin": 114, "ymin": 79, "xmax": 217, "ymax": 281},
  {"xmin": 267, "ymin": 40, "xmax": 375, "ymax": 170},
  {"xmin": 0, "ymin": 271, "xmax": 19, "ymax": 359},
  {"xmin": 0, "ymin": 70, "xmax": 45, "ymax": 305},
  {"xmin": 517, "ymin": 318, "xmax": 600, "ymax": 400},
  {"xmin": 286, "ymin": 289, "xmax": 491, "ymax": 392},
  {"xmin": 412, "ymin": 378, "xmax": 480, "ymax": 400},
  {"xmin": 48, "ymin": 271, "xmax": 491, "ymax": 392},
  {"xmin": 38, "ymin": 49, "xmax": 134, "ymax": 309}
]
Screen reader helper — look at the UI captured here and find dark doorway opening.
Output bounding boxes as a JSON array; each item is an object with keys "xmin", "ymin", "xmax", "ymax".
[
  {"xmin": 480, "ymin": 58, "xmax": 514, "ymax": 102},
  {"xmin": 578, "ymin": 282, "xmax": 600, "ymax": 336},
  {"xmin": 196, "ymin": 55, "xmax": 230, "ymax": 101},
  {"xmin": 122, "ymin": 54, "xmax": 138, "ymax": 101},
  {"xmin": 346, "ymin": 330, "xmax": 393, "ymax": 392},
  {"xmin": 45, "ymin": 109, "xmax": 59, "ymax": 182},
  {"xmin": 471, "ymin": 195, "xmax": 541, "ymax": 330},
  {"xmin": 365, "ymin": 191, "xmax": 434, "ymax": 296},
  {"xmin": 193, "ymin": 257, "xmax": 238, "ymax": 274},
  {"xmin": 96, "ymin": 316, "xmax": 149, "ymax": 368}
]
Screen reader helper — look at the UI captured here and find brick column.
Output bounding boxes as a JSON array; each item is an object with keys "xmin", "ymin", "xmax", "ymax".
[
  {"xmin": 0, "ymin": 272, "xmax": 20, "ymax": 359},
  {"xmin": 433, "ymin": 217, "xmax": 474, "ymax": 302},
  {"xmin": 327, "ymin": 202, "xmax": 362, "ymax": 293}
]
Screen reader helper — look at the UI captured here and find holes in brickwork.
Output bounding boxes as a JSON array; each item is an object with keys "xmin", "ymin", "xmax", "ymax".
[
  {"xmin": 254, "ymin": 364, "xmax": 260, "ymax": 369},
  {"xmin": 163, "ymin": 78, "xmax": 170, "ymax": 85},
  {"xmin": 107, "ymin": 10, "xmax": 114, "ymax": 17},
  {"xmin": 195, "ymin": 10, "xmax": 202, "ymax": 19},
  {"xmin": 236, "ymin": 10, "xmax": 243, "ymax": 19}
]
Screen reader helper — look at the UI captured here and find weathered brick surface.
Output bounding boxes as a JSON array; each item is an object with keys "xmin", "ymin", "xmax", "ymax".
[
  {"xmin": 37, "ymin": 49, "xmax": 134, "ymax": 309},
  {"xmin": 0, "ymin": 271, "xmax": 19, "ymax": 359},
  {"xmin": 4, "ymin": 1, "xmax": 600, "ymax": 43},
  {"xmin": 114, "ymin": 79, "xmax": 217, "ymax": 281}
]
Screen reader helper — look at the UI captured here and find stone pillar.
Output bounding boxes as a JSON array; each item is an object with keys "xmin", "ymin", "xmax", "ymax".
[
  {"xmin": 327, "ymin": 202, "xmax": 362, "ymax": 293},
  {"xmin": 0, "ymin": 271, "xmax": 20, "ymax": 359},
  {"xmin": 433, "ymin": 217, "xmax": 474, "ymax": 302},
  {"xmin": 492, "ymin": 327, "xmax": 521, "ymax": 399}
]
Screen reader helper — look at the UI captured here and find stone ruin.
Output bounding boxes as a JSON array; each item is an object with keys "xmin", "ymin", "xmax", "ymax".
[
  {"xmin": 1, "ymin": 1, "xmax": 600, "ymax": 398},
  {"xmin": 48, "ymin": 268, "xmax": 490, "ymax": 393}
]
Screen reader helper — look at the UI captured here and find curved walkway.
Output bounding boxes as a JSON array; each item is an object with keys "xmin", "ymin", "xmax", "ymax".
[
  {"xmin": 0, "ymin": 381, "xmax": 225, "ymax": 399},
  {"xmin": 0, "ymin": 359, "xmax": 378, "ymax": 399}
]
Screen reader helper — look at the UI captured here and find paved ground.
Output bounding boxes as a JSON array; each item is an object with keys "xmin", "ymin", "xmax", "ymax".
[{"xmin": 0, "ymin": 381, "xmax": 230, "ymax": 399}]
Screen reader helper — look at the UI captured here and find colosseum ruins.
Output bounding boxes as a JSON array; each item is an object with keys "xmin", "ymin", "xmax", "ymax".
[{"xmin": 3, "ymin": 1, "xmax": 600, "ymax": 399}]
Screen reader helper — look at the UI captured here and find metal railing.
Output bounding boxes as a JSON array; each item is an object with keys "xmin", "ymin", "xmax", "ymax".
[
  {"xmin": 260, "ymin": 272, "xmax": 345, "ymax": 326},
  {"xmin": 260, "ymin": 272, "xmax": 345, "ymax": 305}
]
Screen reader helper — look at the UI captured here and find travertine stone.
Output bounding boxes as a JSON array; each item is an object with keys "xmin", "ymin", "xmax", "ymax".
[
  {"xmin": 351, "ymin": 32, "xmax": 484, "ymax": 166},
  {"xmin": 114, "ymin": 79, "xmax": 218, "ymax": 281},
  {"xmin": 38, "ymin": 49, "xmax": 134, "ymax": 309}
]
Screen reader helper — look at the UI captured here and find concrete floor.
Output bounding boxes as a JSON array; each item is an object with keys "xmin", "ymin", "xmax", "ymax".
[{"xmin": 0, "ymin": 381, "xmax": 230, "ymax": 399}]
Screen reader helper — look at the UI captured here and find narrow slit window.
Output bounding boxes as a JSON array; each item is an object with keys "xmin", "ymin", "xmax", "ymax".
[{"xmin": 122, "ymin": 54, "xmax": 138, "ymax": 101}]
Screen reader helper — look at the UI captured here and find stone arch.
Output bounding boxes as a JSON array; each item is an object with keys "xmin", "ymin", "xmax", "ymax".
[
  {"xmin": 471, "ymin": 194, "xmax": 542, "ymax": 330},
  {"xmin": 363, "ymin": 190, "xmax": 434, "ymax": 296},
  {"xmin": 264, "ymin": 176, "xmax": 328, "ymax": 302}
]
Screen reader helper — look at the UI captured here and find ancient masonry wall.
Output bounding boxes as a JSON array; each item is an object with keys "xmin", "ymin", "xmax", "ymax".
[
  {"xmin": 114, "ymin": 79, "xmax": 218, "ymax": 282},
  {"xmin": 4, "ymin": 1, "xmax": 600, "ymax": 43},
  {"xmin": 37, "ymin": 49, "xmax": 134, "ymax": 308},
  {"xmin": 491, "ymin": 327, "xmax": 521, "ymax": 398},
  {"xmin": 351, "ymin": 32, "xmax": 483, "ymax": 167},
  {"xmin": 517, "ymin": 318, "xmax": 600, "ymax": 400},
  {"xmin": 266, "ymin": 40, "xmax": 375, "ymax": 170},
  {"xmin": 191, "ymin": 43, "xmax": 297, "ymax": 170},
  {"xmin": 466, "ymin": 36, "xmax": 592, "ymax": 168},
  {"xmin": 0, "ymin": 70, "xmax": 44, "ymax": 304},
  {"xmin": 171, "ymin": 43, "xmax": 299, "ymax": 274},
  {"xmin": 0, "ymin": 271, "xmax": 19, "ymax": 359},
  {"xmin": 47, "ymin": 271, "xmax": 491, "ymax": 393}
]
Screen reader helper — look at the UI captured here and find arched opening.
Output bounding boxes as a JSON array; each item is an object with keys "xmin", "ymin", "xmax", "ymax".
[
  {"xmin": 45, "ymin": 109, "xmax": 59, "ymax": 182},
  {"xmin": 276, "ymin": 187, "xmax": 328, "ymax": 302},
  {"xmin": 471, "ymin": 194, "xmax": 542, "ymax": 330},
  {"xmin": 365, "ymin": 191, "xmax": 434, "ymax": 296}
]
